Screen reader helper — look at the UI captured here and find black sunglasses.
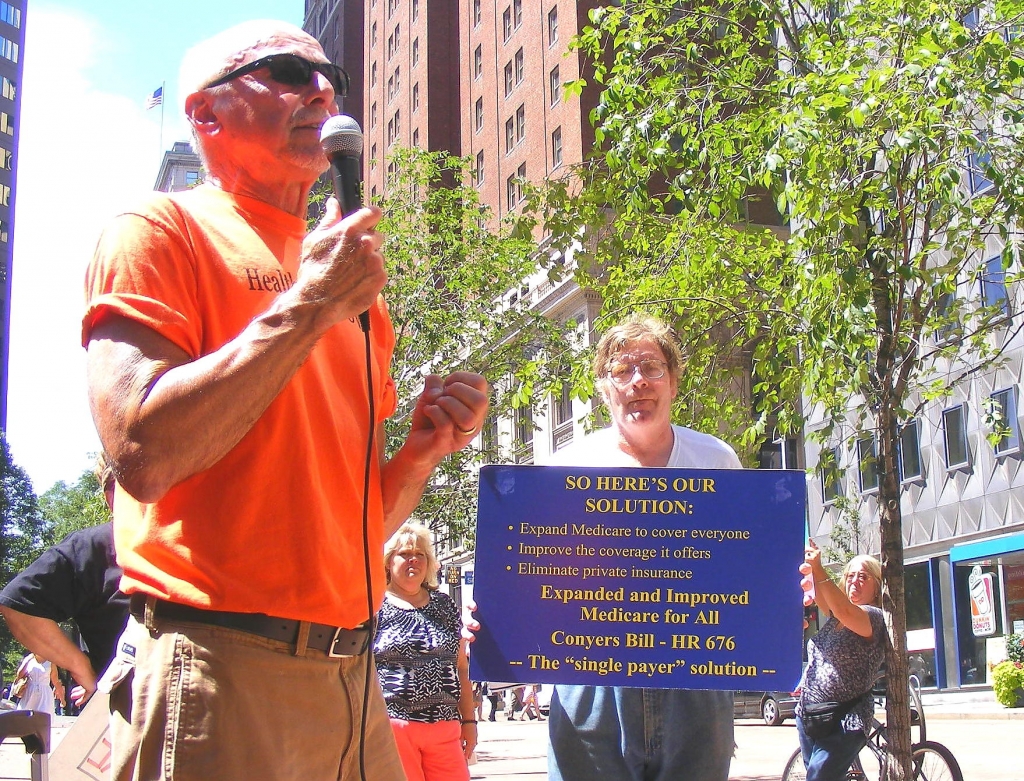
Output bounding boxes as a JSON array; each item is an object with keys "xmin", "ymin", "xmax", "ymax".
[{"xmin": 204, "ymin": 53, "xmax": 349, "ymax": 97}]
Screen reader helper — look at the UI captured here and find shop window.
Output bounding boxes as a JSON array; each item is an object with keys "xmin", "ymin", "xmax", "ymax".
[
  {"xmin": 898, "ymin": 420, "xmax": 923, "ymax": 481},
  {"xmin": 942, "ymin": 403, "xmax": 970, "ymax": 469},
  {"xmin": 954, "ymin": 562, "xmax": 1003, "ymax": 685},
  {"xmin": 989, "ymin": 387, "xmax": 1020, "ymax": 454},
  {"xmin": 905, "ymin": 563, "xmax": 938, "ymax": 687},
  {"xmin": 857, "ymin": 436, "xmax": 879, "ymax": 493}
]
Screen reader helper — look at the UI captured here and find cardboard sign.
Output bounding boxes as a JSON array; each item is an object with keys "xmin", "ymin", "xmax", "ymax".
[
  {"xmin": 470, "ymin": 465, "xmax": 805, "ymax": 690},
  {"xmin": 49, "ymin": 692, "xmax": 112, "ymax": 780}
]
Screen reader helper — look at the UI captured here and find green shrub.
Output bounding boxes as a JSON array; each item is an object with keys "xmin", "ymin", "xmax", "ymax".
[
  {"xmin": 1006, "ymin": 633, "xmax": 1024, "ymax": 666},
  {"xmin": 991, "ymin": 660, "xmax": 1024, "ymax": 708}
]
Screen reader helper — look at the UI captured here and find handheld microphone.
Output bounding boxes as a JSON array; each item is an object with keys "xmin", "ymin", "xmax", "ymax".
[{"xmin": 320, "ymin": 114, "xmax": 370, "ymax": 332}]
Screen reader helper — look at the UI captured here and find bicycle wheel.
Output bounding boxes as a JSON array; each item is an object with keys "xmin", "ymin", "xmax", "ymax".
[
  {"xmin": 781, "ymin": 748, "xmax": 806, "ymax": 781},
  {"xmin": 912, "ymin": 741, "xmax": 963, "ymax": 781}
]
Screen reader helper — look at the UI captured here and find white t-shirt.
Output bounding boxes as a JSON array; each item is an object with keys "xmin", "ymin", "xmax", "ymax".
[{"xmin": 548, "ymin": 424, "xmax": 741, "ymax": 470}]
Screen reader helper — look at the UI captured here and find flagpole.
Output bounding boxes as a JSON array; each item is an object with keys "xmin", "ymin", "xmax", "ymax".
[{"xmin": 159, "ymin": 81, "xmax": 165, "ymax": 155}]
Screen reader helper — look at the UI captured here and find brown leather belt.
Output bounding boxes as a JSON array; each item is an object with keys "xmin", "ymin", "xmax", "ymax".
[{"xmin": 129, "ymin": 594, "xmax": 370, "ymax": 657}]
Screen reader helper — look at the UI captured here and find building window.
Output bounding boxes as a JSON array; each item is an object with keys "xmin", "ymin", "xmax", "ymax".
[
  {"xmin": 515, "ymin": 103, "xmax": 525, "ymax": 142},
  {"xmin": 371, "ymin": 61, "xmax": 378, "ymax": 86},
  {"xmin": 1, "ymin": 76, "xmax": 14, "ymax": 101},
  {"xmin": 552, "ymin": 127, "xmax": 563, "ymax": 169},
  {"xmin": 412, "ymin": 0, "xmax": 419, "ymax": 21},
  {"xmin": 935, "ymin": 290, "xmax": 960, "ymax": 344},
  {"xmin": 387, "ymin": 74, "xmax": 395, "ymax": 102},
  {"xmin": 412, "ymin": 128, "xmax": 419, "ymax": 147},
  {"xmin": 857, "ymin": 436, "xmax": 879, "ymax": 493},
  {"xmin": 898, "ymin": 420, "xmax": 923, "ymax": 481},
  {"xmin": 550, "ymin": 65, "xmax": 560, "ymax": 105},
  {"xmin": 548, "ymin": 6, "xmax": 559, "ymax": 45},
  {"xmin": 371, "ymin": 22, "xmax": 378, "ymax": 48},
  {"xmin": 474, "ymin": 150, "xmax": 484, "ymax": 186},
  {"xmin": 474, "ymin": 45, "xmax": 482, "ymax": 79},
  {"xmin": 0, "ymin": 2, "xmax": 21, "ymax": 28},
  {"xmin": 821, "ymin": 447, "xmax": 841, "ymax": 503},
  {"xmin": 475, "ymin": 97, "xmax": 484, "ymax": 132},
  {"xmin": 387, "ymin": 0, "xmax": 400, "ymax": 18},
  {"xmin": 981, "ymin": 255, "xmax": 1009, "ymax": 315},
  {"xmin": 942, "ymin": 403, "xmax": 970, "ymax": 469},
  {"xmin": 0, "ymin": 219, "xmax": 7, "ymax": 243},
  {"xmin": 503, "ymin": 8, "xmax": 512, "ymax": 41},
  {"xmin": 482, "ymin": 415, "xmax": 499, "ymax": 455},
  {"xmin": 371, "ymin": 102, "xmax": 378, "ymax": 128},
  {"xmin": 514, "ymin": 48, "xmax": 524, "ymax": 85},
  {"xmin": 370, "ymin": 143, "xmax": 377, "ymax": 167},
  {"xmin": 514, "ymin": 405, "xmax": 534, "ymax": 463},
  {"xmin": 513, "ymin": 0, "xmax": 523, "ymax": 28},
  {"xmin": 412, "ymin": 38, "xmax": 419, "ymax": 67},
  {"xmin": 0, "ymin": 111, "xmax": 13, "ymax": 136},
  {"xmin": 505, "ymin": 117, "xmax": 515, "ymax": 153},
  {"xmin": 184, "ymin": 170, "xmax": 200, "ymax": 187},
  {"xmin": 504, "ymin": 61, "xmax": 514, "ymax": 97},
  {"xmin": 989, "ymin": 388, "xmax": 1020, "ymax": 454},
  {"xmin": 412, "ymin": 83, "xmax": 420, "ymax": 112},
  {"xmin": 0, "ymin": 35, "xmax": 17, "ymax": 63},
  {"xmin": 474, "ymin": 0, "xmax": 482, "ymax": 26},
  {"xmin": 968, "ymin": 137, "xmax": 994, "ymax": 195},
  {"xmin": 506, "ymin": 173, "xmax": 518, "ymax": 209}
]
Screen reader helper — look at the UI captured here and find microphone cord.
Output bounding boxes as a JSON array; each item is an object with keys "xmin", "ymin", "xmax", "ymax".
[{"xmin": 357, "ymin": 313, "xmax": 375, "ymax": 781}]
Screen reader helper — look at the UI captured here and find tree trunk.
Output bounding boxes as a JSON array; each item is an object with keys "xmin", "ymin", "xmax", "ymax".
[{"xmin": 876, "ymin": 401, "xmax": 913, "ymax": 780}]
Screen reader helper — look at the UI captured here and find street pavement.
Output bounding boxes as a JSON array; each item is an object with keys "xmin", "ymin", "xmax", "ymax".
[{"xmin": 0, "ymin": 698, "xmax": 1020, "ymax": 780}]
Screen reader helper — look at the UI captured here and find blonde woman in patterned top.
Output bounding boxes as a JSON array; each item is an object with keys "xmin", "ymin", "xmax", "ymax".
[{"xmin": 373, "ymin": 523, "xmax": 476, "ymax": 781}]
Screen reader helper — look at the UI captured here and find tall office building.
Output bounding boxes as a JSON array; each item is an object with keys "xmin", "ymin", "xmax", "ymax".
[
  {"xmin": 303, "ymin": 0, "xmax": 365, "ymax": 131},
  {"xmin": 362, "ymin": 0, "xmax": 461, "ymax": 201},
  {"xmin": 0, "ymin": 0, "xmax": 24, "ymax": 430}
]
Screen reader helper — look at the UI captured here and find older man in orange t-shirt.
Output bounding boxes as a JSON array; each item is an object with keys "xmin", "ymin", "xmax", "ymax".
[{"xmin": 82, "ymin": 20, "xmax": 487, "ymax": 781}]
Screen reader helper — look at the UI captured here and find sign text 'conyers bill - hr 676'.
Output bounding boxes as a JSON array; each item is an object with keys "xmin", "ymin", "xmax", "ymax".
[{"xmin": 470, "ymin": 466, "xmax": 806, "ymax": 690}]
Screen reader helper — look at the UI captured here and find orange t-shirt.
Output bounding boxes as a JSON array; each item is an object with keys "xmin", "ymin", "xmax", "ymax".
[{"xmin": 82, "ymin": 185, "xmax": 397, "ymax": 628}]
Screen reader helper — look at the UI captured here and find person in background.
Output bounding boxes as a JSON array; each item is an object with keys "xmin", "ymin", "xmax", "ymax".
[
  {"xmin": 0, "ymin": 455, "xmax": 126, "ymax": 708},
  {"xmin": 82, "ymin": 20, "xmax": 487, "ymax": 781},
  {"xmin": 546, "ymin": 314, "xmax": 741, "ymax": 781},
  {"xmin": 374, "ymin": 523, "xmax": 477, "ymax": 781},
  {"xmin": 12, "ymin": 653, "xmax": 61, "ymax": 714},
  {"xmin": 796, "ymin": 545, "xmax": 886, "ymax": 781}
]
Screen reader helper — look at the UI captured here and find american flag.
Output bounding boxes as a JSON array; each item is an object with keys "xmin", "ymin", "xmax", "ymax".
[{"xmin": 144, "ymin": 86, "xmax": 163, "ymax": 110}]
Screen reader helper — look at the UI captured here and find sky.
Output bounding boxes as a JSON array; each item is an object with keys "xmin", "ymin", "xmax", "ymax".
[{"xmin": 6, "ymin": 1, "xmax": 302, "ymax": 493}]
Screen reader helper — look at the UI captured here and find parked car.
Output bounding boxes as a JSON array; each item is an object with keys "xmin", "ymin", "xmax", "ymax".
[{"xmin": 733, "ymin": 689, "xmax": 798, "ymax": 726}]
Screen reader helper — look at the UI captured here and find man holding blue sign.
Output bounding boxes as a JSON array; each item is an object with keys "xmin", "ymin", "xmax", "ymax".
[{"xmin": 545, "ymin": 315, "xmax": 740, "ymax": 781}]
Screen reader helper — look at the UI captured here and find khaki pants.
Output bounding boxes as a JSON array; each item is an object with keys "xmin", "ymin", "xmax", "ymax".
[{"xmin": 106, "ymin": 614, "xmax": 406, "ymax": 781}]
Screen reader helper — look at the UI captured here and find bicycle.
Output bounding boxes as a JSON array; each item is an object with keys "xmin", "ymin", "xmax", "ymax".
[{"xmin": 781, "ymin": 675, "xmax": 963, "ymax": 781}]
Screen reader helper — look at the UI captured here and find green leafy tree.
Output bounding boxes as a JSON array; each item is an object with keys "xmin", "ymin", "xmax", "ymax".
[
  {"xmin": 0, "ymin": 434, "xmax": 47, "ymax": 679},
  {"xmin": 541, "ymin": 1, "xmax": 1024, "ymax": 776},
  {"xmin": 312, "ymin": 149, "xmax": 571, "ymax": 543},
  {"xmin": 38, "ymin": 464, "xmax": 110, "ymax": 546}
]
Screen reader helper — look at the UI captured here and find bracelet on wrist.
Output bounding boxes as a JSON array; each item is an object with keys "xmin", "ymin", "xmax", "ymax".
[
  {"xmin": 461, "ymin": 719, "xmax": 477, "ymax": 724},
  {"xmin": 816, "ymin": 578, "xmax": 832, "ymax": 585}
]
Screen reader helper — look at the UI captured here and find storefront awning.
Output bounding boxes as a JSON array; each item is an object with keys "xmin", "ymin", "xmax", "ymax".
[{"xmin": 949, "ymin": 531, "xmax": 1024, "ymax": 563}]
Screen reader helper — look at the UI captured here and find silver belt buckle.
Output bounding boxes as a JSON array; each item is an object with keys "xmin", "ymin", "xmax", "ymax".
[{"xmin": 329, "ymin": 627, "xmax": 365, "ymax": 657}]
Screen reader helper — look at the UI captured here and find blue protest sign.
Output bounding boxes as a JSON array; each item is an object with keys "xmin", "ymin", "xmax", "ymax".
[{"xmin": 470, "ymin": 465, "xmax": 806, "ymax": 690}]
